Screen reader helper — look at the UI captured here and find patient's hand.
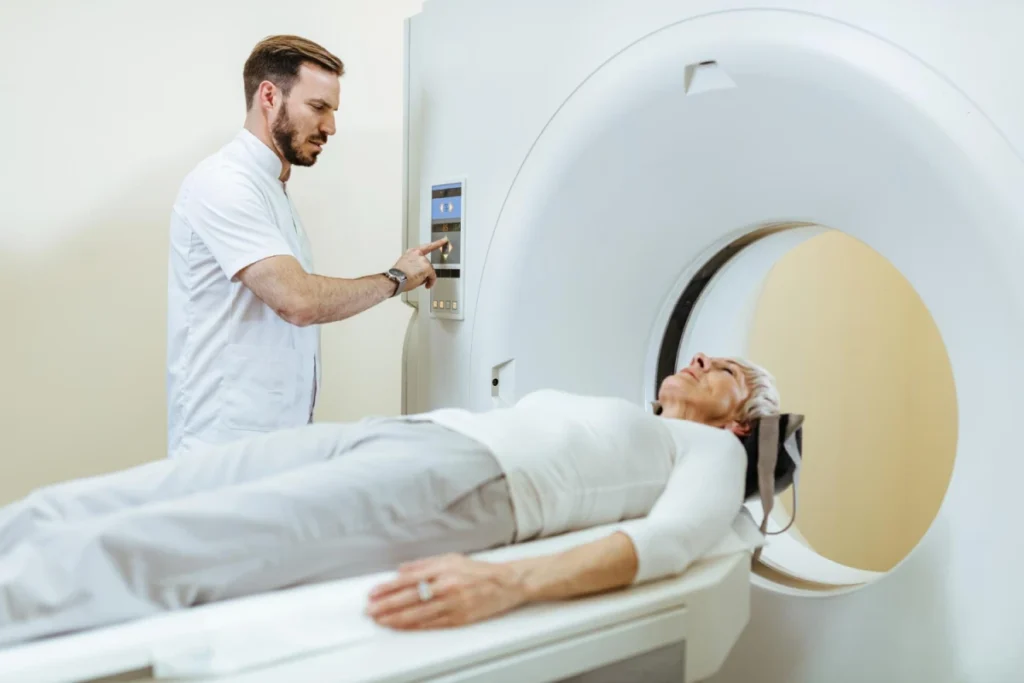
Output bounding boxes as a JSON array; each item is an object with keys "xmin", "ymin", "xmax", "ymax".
[{"xmin": 365, "ymin": 553, "xmax": 526, "ymax": 630}]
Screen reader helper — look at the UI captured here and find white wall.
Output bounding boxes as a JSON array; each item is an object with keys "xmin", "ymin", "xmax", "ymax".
[{"xmin": 0, "ymin": 0, "xmax": 423, "ymax": 503}]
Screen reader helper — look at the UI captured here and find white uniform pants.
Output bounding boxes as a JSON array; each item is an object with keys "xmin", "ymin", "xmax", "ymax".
[{"xmin": 0, "ymin": 419, "xmax": 515, "ymax": 647}]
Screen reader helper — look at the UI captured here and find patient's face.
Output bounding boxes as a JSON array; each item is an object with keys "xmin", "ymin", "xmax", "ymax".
[{"xmin": 659, "ymin": 353, "xmax": 750, "ymax": 428}]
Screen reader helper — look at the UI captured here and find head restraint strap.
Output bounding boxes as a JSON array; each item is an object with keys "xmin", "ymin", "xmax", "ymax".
[
  {"xmin": 755, "ymin": 414, "xmax": 779, "ymax": 534},
  {"xmin": 774, "ymin": 415, "xmax": 803, "ymax": 536},
  {"xmin": 751, "ymin": 413, "xmax": 803, "ymax": 564}
]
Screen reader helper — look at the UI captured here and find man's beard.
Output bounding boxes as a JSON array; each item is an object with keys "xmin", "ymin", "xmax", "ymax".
[{"xmin": 271, "ymin": 106, "xmax": 325, "ymax": 167}]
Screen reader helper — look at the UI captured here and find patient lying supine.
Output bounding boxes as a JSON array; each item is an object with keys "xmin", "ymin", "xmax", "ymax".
[{"xmin": 0, "ymin": 352, "xmax": 779, "ymax": 647}]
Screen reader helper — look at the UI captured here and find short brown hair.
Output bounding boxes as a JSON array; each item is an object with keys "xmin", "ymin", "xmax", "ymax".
[{"xmin": 243, "ymin": 35, "xmax": 344, "ymax": 109}]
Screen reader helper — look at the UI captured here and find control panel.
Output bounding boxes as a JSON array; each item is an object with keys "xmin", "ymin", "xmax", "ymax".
[{"xmin": 429, "ymin": 180, "xmax": 464, "ymax": 320}]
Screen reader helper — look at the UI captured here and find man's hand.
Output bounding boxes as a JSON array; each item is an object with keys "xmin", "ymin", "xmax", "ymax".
[
  {"xmin": 392, "ymin": 238, "xmax": 449, "ymax": 293},
  {"xmin": 365, "ymin": 553, "xmax": 526, "ymax": 630}
]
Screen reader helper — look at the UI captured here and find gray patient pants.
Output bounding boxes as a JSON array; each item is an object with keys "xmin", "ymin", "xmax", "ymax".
[{"xmin": 0, "ymin": 419, "xmax": 516, "ymax": 647}]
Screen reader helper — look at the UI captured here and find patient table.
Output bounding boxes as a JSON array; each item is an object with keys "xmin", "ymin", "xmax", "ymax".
[{"xmin": 0, "ymin": 524, "xmax": 754, "ymax": 683}]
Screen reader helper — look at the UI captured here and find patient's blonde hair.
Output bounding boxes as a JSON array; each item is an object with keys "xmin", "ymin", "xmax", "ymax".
[{"xmin": 727, "ymin": 356, "xmax": 781, "ymax": 424}]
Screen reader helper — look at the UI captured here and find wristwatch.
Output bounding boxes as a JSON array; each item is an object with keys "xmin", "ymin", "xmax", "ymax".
[{"xmin": 384, "ymin": 268, "xmax": 407, "ymax": 297}]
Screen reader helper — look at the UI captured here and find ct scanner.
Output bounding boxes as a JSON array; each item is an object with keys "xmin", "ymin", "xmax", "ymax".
[{"xmin": 3, "ymin": 0, "xmax": 1024, "ymax": 681}]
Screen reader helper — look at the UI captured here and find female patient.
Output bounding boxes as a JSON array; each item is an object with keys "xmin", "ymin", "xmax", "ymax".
[{"xmin": 0, "ymin": 352, "xmax": 780, "ymax": 647}]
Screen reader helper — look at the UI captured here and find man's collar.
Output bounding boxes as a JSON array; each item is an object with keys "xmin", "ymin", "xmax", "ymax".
[{"xmin": 237, "ymin": 128, "xmax": 285, "ymax": 181}]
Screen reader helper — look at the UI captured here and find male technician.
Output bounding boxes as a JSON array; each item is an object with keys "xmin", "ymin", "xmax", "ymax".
[{"xmin": 166, "ymin": 35, "xmax": 445, "ymax": 458}]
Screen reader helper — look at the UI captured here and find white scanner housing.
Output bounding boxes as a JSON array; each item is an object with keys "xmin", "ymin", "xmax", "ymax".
[{"xmin": 402, "ymin": 1, "xmax": 1024, "ymax": 682}]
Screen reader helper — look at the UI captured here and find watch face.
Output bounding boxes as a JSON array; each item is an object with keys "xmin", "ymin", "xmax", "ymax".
[{"xmin": 386, "ymin": 268, "xmax": 406, "ymax": 296}]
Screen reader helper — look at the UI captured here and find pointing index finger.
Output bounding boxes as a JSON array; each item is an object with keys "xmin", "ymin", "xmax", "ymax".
[{"xmin": 417, "ymin": 238, "xmax": 449, "ymax": 255}]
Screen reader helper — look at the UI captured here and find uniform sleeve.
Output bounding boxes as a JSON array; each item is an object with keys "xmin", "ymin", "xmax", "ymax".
[
  {"xmin": 182, "ymin": 166, "xmax": 296, "ymax": 281},
  {"xmin": 613, "ymin": 427, "xmax": 748, "ymax": 585}
]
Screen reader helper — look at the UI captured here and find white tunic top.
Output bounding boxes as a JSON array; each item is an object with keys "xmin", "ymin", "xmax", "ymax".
[
  {"xmin": 166, "ymin": 129, "xmax": 321, "ymax": 458},
  {"xmin": 423, "ymin": 389, "xmax": 748, "ymax": 585}
]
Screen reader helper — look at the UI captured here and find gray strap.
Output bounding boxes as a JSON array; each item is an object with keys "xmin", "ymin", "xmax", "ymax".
[
  {"xmin": 751, "ymin": 414, "xmax": 803, "ymax": 563},
  {"xmin": 771, "ymin": 417, "xmax": 802, "ymax": 536},
  {"xmin": 755, "ymin": 414, "xmax": 779, "ymax": 535},
  {"xmin": 751, "ymin": 415, "xmax": 779, "ymax": 563}
]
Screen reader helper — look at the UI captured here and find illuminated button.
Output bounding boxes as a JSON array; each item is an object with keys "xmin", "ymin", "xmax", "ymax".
[
  {"xmin": 452, "ymin": 301, "xmax": 458, "ymax": 311},
  {"xmin": 432, "ymin": 300, "xmax": 438, "ymax": 309}
]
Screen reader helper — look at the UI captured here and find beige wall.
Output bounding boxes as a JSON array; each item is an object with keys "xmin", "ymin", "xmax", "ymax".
[
  {"xmin": 747, "ymin": 231, "xmax": 958, "ymax": 572},
  {"xmin": 0, "ymin": 0, "xmax": 422, "ymax": 503}
]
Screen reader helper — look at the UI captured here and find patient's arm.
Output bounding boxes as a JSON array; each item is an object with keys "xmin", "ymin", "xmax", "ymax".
[
  {"xmin": 506, "ymin": 531, "xmax": 639, "ymax": 601},
  {"xmin": 365, "ymin": 532, "xmax": 639, "ymax": 630},
  {"xmin": 366, "ymin": 427, "xmax": 747, "ymax": 630}
]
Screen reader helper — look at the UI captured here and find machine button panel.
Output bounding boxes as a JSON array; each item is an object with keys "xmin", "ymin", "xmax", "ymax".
[{"xmin": 429, "ymin": 180, "xmax": 465, "ymax": 321}]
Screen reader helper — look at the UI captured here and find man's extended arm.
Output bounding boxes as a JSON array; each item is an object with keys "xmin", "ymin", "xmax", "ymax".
[
  {"xmin": 237, "ymin": 256, "xmax": 396, "ymax": 326},
  {"xmin": 184, "ymin": 167, "xmax": 449, "ymax": 327},
  {"xmin": 236, "ymin": 238, "xmax": 448, "ymax": 327}
]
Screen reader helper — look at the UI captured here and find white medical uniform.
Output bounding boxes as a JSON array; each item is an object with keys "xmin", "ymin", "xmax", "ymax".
[{"xmin": 166, "ymin": 129, "xmax": 321, "ymax": 458}]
